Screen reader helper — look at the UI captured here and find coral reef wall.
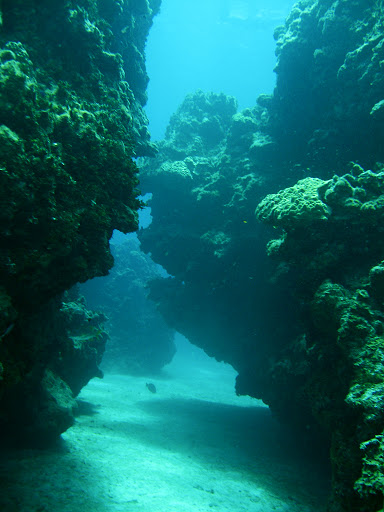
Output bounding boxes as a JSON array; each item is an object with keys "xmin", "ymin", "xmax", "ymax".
[
  {"xmin": 270, "ymin": 0, "xmax": 384, "ymax": 171},
  {"xmin": 256, "ymin": 165, "xmax": 384, "ymax": 512},
  {"xmin": 138, "ymin": 2, "xmax": 384, "ymax": 511},
  {"xmin": 0, "ymin": 0, "xmax": 159, "ymax": 441},
  {"xmin": 139, "ymin": 90, "xmax": 300, "ymax": 372}
]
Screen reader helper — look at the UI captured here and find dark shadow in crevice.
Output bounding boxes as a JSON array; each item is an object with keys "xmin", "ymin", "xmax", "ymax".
[
  {"xmin": 74, "ymin": 399, "xmax": 100, "ymax": 417},
  {"xmin": 104, "ymin": 396, "xmax": 331, "ymax": 504}
]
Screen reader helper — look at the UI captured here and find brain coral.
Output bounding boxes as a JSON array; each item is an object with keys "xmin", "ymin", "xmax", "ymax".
[{"xmin": 255, "ymin": 177, "xmax": 331, "ymax": 230}]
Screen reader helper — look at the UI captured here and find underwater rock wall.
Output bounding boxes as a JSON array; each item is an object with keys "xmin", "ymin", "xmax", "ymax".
[
  {"xmin": 139, "ymin": 91, "xmax": 300, "ymax": 373},
  {"xmin": 256, "ymin": 164, "xmax": 384, "ymax": 511},
  {"xmin": 270, "ymin": 0, "xmax": 384, "ymax": 171},
  {"xmin": 0, "ymin": 0, "xmax": 159, "ymax": 440},
  {"xmin": 138, "ymin": 2, "xmax": 384, "ymax": 511}
]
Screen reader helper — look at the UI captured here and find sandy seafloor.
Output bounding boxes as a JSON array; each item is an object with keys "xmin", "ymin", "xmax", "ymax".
[{"xmin": 0, "ymin": 337, "xmax": 330, "ymax": 512}]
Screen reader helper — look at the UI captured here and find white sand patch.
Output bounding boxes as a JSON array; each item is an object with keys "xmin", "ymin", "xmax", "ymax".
[{"xmin": 0, "ymin": 339, "xmax": 330, "ymax": 512}]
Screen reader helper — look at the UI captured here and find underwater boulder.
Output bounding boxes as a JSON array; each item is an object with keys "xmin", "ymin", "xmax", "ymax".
[{"xmin": 255, "ymin": 177, "xmax": 331, "ymax": 231}]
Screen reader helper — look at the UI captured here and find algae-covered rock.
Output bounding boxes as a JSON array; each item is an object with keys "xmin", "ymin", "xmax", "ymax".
[
  {"xmin": 0, "ymin": 289, "xmax": 107, "ymax": 442},
  {"xmin": 355, "ymin": 435, "xmax": 384, "ymax": 500},
  {"xmin": 255, "ymin": 166, "xmax": 384, "ymax": 293},
  {"xmin": 200, "ymin": 230, "xmax": 232, "ymax": 259},
  {"xmin": 0, "ymin": 0, "xmax": 158, "ymax": 440},
  {"xmin": 369, "ymin": 264, "xmax": 384, "ymax": 303},
  {"xmin": 151, "ymin": 160, "xmax": 193, "ymax": 192},
  {"xmin": 257, "ymin": 165, "xmax": 384, "ymax": 511},
  {"xmin": 139, "ymin": 90, "xmax": 296, "ymax": 372},
  {"xmin": 256, "ymin": 177, "xmax": 330, "ymax": 230},
  {"xmin": 256, "ymin": 166, "xmax": 384, "ymax": 237},
  {"xmin": 57, "ymin": 290, "xmax": 108, "ymax": 396},
  {"xmin": 249, "ymin": 132, "xmax": 276, "ymax": 163},
  {"xmin": 163, "ymin": 90, "xmax": 238, "ymax": 156},
  {"xmin": 265, "ymin": 0, "xmax": 384, "ymax": 172},
  {"xmin": 29, "ymin": 369, "xmax": 77, "ymax": 442},
  {"xmin": 0, "ymin": 0, "xmax": 158, "ymax": 305}
]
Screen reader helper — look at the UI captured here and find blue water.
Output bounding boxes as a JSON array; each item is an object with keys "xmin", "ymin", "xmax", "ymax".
[{"xmin": 145, "ymin": 0, "xmax": 297, "ymax": 140}]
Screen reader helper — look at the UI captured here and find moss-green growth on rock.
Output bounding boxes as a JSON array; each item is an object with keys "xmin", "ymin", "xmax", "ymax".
[
  {"xmin": 256, "ymin": 177, "xmax": 330, "ymax": 230},
  {"xmin": 255, "ymin": 166, "xmax": 384, "ymax": 295},
  {"xmin": 271, "ymin": 0, "xmax": 384, "ymax": 170},
  {"xmin": 257, "ymin": 165, "xmax": 384, "ymax": 511},
  {"xmin": 163, "ymin": 90, "xmax": 238, "ymax": 157},
  {"xmin": 369, "ymin": 263, "xmax": 384, "ymax": 303},
  {"xmin": 0, "ymin": 0, "xmax": 158, "ymax": 440},
  {"xmin": 0, "ymin": 288, "xmax": 108, "ymax": 441}
]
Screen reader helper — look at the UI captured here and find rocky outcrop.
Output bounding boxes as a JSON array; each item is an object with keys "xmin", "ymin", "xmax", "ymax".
[
  {"xmin": 138, "ymin": 1, "xmax": 384, "ymax": 510},
  {"xmin": 256, "ymin": 164, "xmax": 384, "ymax": 511},
  {"xmin": 0, "ymin": 288, "xmax": 107, "ymax": 443},
  {"xmin": 139, "ymin": 91, "xmax": 298, "ymax": 373},
  {"xmin": 139, "ymin": 90, "xmax": 302, "ymax": 402},
  {"xmin": 269, "ymin": 0, "xmax": 384, "ymax": 171},
  {"xmin": 0, "ymin": 0, "xmax": 158, "ymax": 440},
  {"xmin": 80, "ymin": 236, "xmax": 176, "ymax": 375}
]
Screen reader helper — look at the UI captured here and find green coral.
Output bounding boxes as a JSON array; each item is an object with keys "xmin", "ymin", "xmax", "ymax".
[
  {"xmin": 255, "ymin": 177, "xmax": 331, "ymax": 230},
  {"xmin": 369, "ymin": 263, "xmax": 384, "ymax": 302},
  {"xmin": 200, "ymin": 230, "xmax": 232, "ymax": 258},
  {"xmin": 158, "ymin": 160, "xmax": 193, "ymax": 184},
  {"xmin": 0, "ymin": 0, "xmax": 158, "ymax": 440},
  {"xmin": 0, "ymin": 1, "xmax": 156, "ymax": 310},
  {"xmin": 355, "ymin": 435, "xmax": 384, "ymax": 500},
  {"xmin": 257, "ymin": 165, "xmax": 384, "ymax": 510},
  {"xmin": 255, "ymin": 166, "xmax": 384, "ymax": 291},
  {"xmin": 163, "ymin": 90, "xmax": 238, "ymax": 156}
]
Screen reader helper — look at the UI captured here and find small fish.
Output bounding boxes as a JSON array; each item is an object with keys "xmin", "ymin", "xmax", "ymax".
[
  {"xmin": 0, "ymin": 323, "xmax": 14, "ymax": 340},
  {"xmin": 146, "ymin": 382, "xmax": 157, "ymax": 394}
]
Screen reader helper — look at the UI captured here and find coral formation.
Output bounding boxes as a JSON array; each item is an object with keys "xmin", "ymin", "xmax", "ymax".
[
  {"xmin": 139, "ymin": 90, "xmax": 301, "ymax": 387},
  {"xmin": 138, "ymin": 2, "xmax": 384, "ymax": 510},
  {"xmin": 256, "ymin": 165, "xmax": 384, "ymax": 511},
  {"xmin": 269, "ymin": 0, "xmax": 384, "ymax": 171},
  {"xmin": 2, "ymin": 0, "xmax": 384, "ymax": 508},
  {"xmin": 255, "ymin": 177, "xmax": 331, "ymax": 230},
  {"xmin": 0, "ymin": 0, "xmax": 158, "ymax": 440},
  {"xmin": 0, "ymin": 288, "xmax": 107, "ymax": 442}
]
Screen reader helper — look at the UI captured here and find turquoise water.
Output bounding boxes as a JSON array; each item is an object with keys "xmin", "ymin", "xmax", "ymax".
[{"xmin": 145, "ymin": 0, "xmax": 297, "ymax": 140}]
